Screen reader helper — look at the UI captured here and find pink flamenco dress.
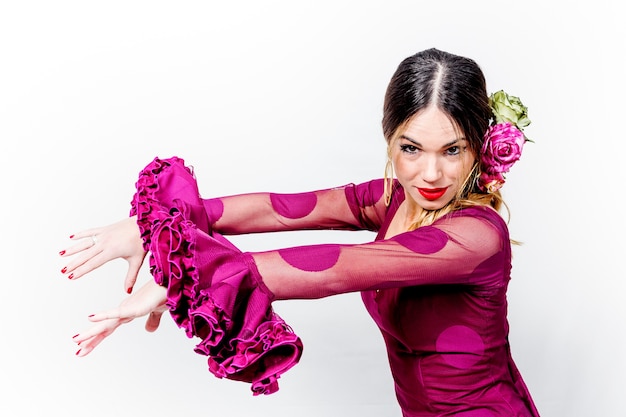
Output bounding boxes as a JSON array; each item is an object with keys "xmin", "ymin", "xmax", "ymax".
[
  {"xmin": 129, "ymin": 156, "xmax": 540, "ymax": 416},
  {"xmin": 129, "ymin": 156, "xmax": 303, "ymax": 395}
]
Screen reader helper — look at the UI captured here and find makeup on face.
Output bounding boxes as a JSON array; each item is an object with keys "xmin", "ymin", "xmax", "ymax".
[
  {"xmin": 417, "ymin": 187, "xmax": 448, "ymax": 201},
  {"xmin": 392, "ymin": 107, "xmax": 475, "ymax": 209}
]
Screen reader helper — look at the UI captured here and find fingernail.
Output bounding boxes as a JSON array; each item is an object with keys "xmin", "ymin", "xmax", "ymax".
[
  {"xmin": 72, "ymin": 334, "xmax": 79, "ymax": 339},
  {"xmin": 75, "ymin": 349, "xmax": 81, "ymax": 356},
  {"xmin": 59, "ymin": 250, "xmax": 66, "ymax": 256},
  {"xmin": 68, "ymin": 273, "xmax": 74, "ymax": 279},
  {"xmin": 88, "ymin": 314, "xmax": 94, "ymax": 317},
  {"xmin": 61, "ymin": 267, "xmax": 67, "ymax": 274},
  {"xmin": 127, "ymin": 287, "xmax": 133, "ymax": 294},
  {"xmin": 69, "ymin": 235, "xmax": 74, "ymax": 239}
]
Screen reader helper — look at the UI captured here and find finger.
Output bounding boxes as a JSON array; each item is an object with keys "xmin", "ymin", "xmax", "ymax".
[
  {"xmin": 75, "ymin": 333, "xmax": 107, "ymax": 357},
  {"xmin": 60, "ymin": 236, "xmax": 100, "ymax": 258},
  {"xmin": 89, "ymin": 299, "xmax": 148, "ymax": 322},
  {"xmin": 87, "ymin": 306, "xmax": 128, "ymax": 322},
  {"xmin": 62, "ymin": 246, "xmax": 106, "ymax": 280},
  {"xmin": 70, "ymin": 227, "xmax": 105, "ymax": 241},
  {"xmin": 123, "ymin": 259, "xmax": 143, "ymax": 293},
  {"xmin": 145, "ymin": 310, "xmax": 164, "ymax": 332},
  {"xmin": 60, "ymin": 228, "xmax": 105, "ymax": 256},
  {"xmin": 73, "ymin": 318, "xmax": 119, "ymax": 357},
  {"xmin": 73, "ymin": 317, "xmax": 120, "ymax": 342}
]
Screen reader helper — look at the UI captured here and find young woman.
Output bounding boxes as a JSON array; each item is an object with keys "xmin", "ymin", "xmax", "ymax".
[{"xmin": 60, "ymin": 48, "xmax": 540, "ymax": 416}]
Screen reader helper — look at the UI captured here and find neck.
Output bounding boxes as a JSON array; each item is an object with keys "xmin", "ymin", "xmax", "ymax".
[{"xmin": 399, "ymin": 198, "xmax": 426, "ymax": 229}]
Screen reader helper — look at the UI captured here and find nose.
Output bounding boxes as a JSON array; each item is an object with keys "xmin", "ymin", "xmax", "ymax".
[{"xmin": 421, "ymin": 155, "xmax": 441, "ymax": 183}]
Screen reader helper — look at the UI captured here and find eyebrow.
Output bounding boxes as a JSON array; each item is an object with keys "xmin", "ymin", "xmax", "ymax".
[{"xmin": 399, "ymin": 134, "xmax": 466, "ymax": 148}]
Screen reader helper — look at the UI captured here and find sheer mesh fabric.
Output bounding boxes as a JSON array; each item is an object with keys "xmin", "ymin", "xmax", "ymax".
[{"xmin": 130, "ymin": 156, "xmax": 540, "ymax": 415}]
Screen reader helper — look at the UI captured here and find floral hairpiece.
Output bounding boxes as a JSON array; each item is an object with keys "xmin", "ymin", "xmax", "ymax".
[{"xmin": 478, "ymin": 90, "xmax": 532, "ymax": 193}]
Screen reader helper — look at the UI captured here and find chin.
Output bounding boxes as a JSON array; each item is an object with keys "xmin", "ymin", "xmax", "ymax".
[
  {"xmin": 418, "ymin": 196, "xmax": 454, "ymax": 211},
  {"xmin": 421, "ymin": 202, "xmax": 446, "ymax": 211},
  {"xmin": 407, "ymin": 191, "xmax": 452, "ymax": 211}
]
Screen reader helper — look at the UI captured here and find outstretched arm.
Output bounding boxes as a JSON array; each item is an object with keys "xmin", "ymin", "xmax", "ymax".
[
  {"xmin": 149, "ymin": 205, "xmax": 507, "ymax": 311},
  {"xmin": 59, "ymin": 155, "xmax": 388, "ymax": 293},
  {"xmin": 204, "ymin": 188, "xmax": 368, "ymax": 234},
  {"xmin": 252, "ymin": 208, "xmax": 508, "ymax": 299},
  {"xmin": 134, "ymin": 155, "xmax": 389, "ymax": 236}
]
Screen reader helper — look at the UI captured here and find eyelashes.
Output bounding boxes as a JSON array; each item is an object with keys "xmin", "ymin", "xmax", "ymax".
[
  {"xmin": 399, "ymin": 143, "xmax": 466, "ymax": 157},
  {"xmin": 399, "ymin": 144, "xmax": 418, "ymax": 154}
]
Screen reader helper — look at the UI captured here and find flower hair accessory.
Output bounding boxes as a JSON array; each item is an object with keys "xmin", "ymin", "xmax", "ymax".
[{"xmin": 478, "ymin": 90, "xmax": 532, "ymax": 193}]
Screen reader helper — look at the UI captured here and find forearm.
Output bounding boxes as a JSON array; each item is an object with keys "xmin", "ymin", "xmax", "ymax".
[
  {"xmin": 251, "ymin": 210, "xmax": 506, "ymax": 300},
  {"xmin": 130, "ymin": 156, "xmax": 388, "ymax": 237},
  {"xmin": 205, "ymin": 187, "xmax": 368, "ymax": 235}
]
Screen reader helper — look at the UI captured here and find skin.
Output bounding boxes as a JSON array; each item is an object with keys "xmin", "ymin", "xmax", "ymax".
[
  {"xmin": 71, "ymin": 280, "xmax": 167, "ymax": 356},
  {"xmin": 59, "ymin": 217, "xmax": 164, "ymax": 356},
  {"xmin": 60, "ymin": 217, "xmax": 146, "ymax": 292},
  {"xmin": 386, "ymin": 105, "xmax": 476, "ymax": 236},
  {"xmin": 62, "ymin": 105, "xmax": 477, "ymax": 356}
]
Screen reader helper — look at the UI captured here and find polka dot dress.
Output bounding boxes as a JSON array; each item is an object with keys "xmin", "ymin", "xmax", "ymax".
[{"xmin": 131, "ymin": 156, "xmax": 540, "ymax": 416}]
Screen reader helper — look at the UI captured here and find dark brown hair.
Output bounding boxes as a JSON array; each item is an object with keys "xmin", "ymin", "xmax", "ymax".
[
  {"xmin": 382, "ymin": 48, "xmax": 504, "ymax": 221},
  {"xmin": 382, "ymin": 48, "xmax": 491, "ymax": 160}
]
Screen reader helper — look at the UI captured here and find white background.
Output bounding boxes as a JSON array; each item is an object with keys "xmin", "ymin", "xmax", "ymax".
[{"xmin": 1, "ymin": 1, "xmax": 624, "ymax": 416}]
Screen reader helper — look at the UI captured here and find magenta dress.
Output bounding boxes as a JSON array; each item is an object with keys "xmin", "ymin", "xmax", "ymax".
[{"xmin": 130, "ymin": 156, "xmax": 540, "ymax": 416}]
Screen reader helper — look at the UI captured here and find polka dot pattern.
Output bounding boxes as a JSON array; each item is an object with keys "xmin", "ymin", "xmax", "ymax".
[
  {"xmin": 137, "ymin": 159, "xmax": 538, "ymax": 414},
  {"xmin": 435, "ymin": 325, "xmax": 485, "ymax": 369},
  {"xmin": 392, "ymin": 226, "xmax": 448, "ymax": 254},
  {"xmin": 278, "ymin": 244, "xmax": 341, "ymax": 272},
  {"xmin": 270, "ymin": 192, "xmax": 317, "ymax": 219}
]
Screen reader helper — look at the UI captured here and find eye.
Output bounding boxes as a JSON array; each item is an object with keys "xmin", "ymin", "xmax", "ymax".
[
  {"xmin": 400, "ymin": 144, "xmax": 419, "ymax": 154},
  {"xmin": 445, "ymin": 145, "xmax": 463, "ymax": 156}
]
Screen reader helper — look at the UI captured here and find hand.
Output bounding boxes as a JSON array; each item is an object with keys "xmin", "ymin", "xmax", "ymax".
[
  {"xmin": 60, "ymin": 216, "xmax": 147, "ymax": 293},
  {"xmin": 73, "ymin": 280, "xmax": 168, "ymax": 357}
]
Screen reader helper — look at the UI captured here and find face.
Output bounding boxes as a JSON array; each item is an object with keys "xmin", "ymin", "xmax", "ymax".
[{"xmin": 391, "ymin": 105, "xmax": 476, "ymax": 211}]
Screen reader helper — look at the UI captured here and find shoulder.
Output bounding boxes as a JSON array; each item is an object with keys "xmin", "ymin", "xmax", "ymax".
[
  {"xmin": 433, "ymin": 206, "xmax": 510, "ymax": 252},
  {"xmin": 442, "ymin": 205, "xmax": 507, "ymax": 231}
]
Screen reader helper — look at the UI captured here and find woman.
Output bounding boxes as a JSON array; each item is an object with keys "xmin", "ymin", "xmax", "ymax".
[{"xmin": 60, "ymin": 48, "xmax": 539, "ymax": 416}]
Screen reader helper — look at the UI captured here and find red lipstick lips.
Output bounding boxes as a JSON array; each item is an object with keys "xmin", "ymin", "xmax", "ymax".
[{"xmin": 418, "ymin": 187, "xmax": 447, "ymax": 201}]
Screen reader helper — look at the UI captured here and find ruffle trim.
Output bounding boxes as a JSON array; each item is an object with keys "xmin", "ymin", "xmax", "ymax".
[
  {"xmin": 133, "ymin": 156, "xmax": 303, "ymax": 395},
  {"xmin": 149, "ymin": 214, "xmax": 197, "ymax": 334},
  {"xmin": 129, "ymin": 156, "xmax": 189, "ymax": 251},
  {"xmin": 195, "ymin": 300, "xmax": 303, "ymax": 396},
  {"xmin": 150, "ymin": 210, "xmax": 303, "ymax": 395}
]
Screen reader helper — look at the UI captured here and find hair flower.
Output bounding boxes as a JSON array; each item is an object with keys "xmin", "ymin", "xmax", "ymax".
[
  {"xmin": 489, "ymin": 90, "xmax": 531, "ymax": 134},
  {"xmin": 478, "ymin": 90, "xmax": 532, "ymax": 193}
]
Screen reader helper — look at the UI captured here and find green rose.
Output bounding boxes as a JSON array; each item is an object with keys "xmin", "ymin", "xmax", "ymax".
[{"xmin": 489, "ymin": 90, "xmax": 531, "ymax": 130}]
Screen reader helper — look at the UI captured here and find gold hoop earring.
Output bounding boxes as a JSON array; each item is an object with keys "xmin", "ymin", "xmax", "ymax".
[{"xmin": 383, "ymin": 158, "xmax": 394, "ymax": 206}]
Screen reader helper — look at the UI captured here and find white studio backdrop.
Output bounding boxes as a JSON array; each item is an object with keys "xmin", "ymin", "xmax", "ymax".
[{"xmin": 1, "ymin": 1, "xmax": 624, "ymax": 416}]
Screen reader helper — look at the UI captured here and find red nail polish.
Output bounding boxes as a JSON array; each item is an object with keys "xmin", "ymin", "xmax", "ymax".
[
  {"xmin": 127, "ymin": 287, "xmax": 133, "ymax": 294},
  {"xmin": 88, "ymin": 314, "xmax": 94, "ymax": 318},
  {"xmin": 75, "ymin": 349, "xmax": 81, "ymax": 356},
  {"xmin": 72, "ymin": 334, "xmax": 79, "ymax": 339},
  {"xmin": 69, "ymin": 235, "xmax": 74, "ymax": 239},
  {"xmin": 68, "ymin": 273, "xmax": 74, "ymax": 279},
  {"xmin": 59, "ymin": 250, "xmax": 66, "ymax": 256},
  {"xmin": 61, "ymin": 267, "xmax": 67, "ymax": 274}
]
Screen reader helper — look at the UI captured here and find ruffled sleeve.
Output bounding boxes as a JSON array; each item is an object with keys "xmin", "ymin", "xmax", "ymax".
[
  {"xmin": 129, "ymin": 156, "xmax": 212, "ymax": 249},
  {"xmin": 130, "ymin": 156, "xmax": 303, "ymax": 395}
]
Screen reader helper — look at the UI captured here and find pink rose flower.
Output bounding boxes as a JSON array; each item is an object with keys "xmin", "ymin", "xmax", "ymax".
[
  {"xmin": 478, "ymin": 172, "xmax": 505, "ymax": 193},
  {"xmin": 480, "ymin": 122, "xmax": 525, "ymax": 174}
]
